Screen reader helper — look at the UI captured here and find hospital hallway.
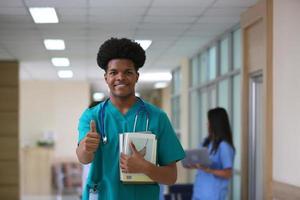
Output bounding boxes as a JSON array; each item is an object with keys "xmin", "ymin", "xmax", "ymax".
[{"xmin": 1, "ymin": 0, "xmax": 300, "ymax": 199}]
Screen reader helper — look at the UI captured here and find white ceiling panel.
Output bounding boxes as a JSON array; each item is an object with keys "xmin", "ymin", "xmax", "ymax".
[
  {"xmin": 214, "ymin": 0, "xmax": 258, "ymax": 7},
  {"xmin": 144, "ymin": 15, "xmax": 197, "ymax": 24},
  {"xmin": 59, "ymin": 15, "xmax": 87, "ymax": 23},
  {"xmin": 0, "ymin": 14, "xmax": 32, "ymax": 23},
  {"xmin": 0, "ymin": 48, "xmax": 15, "ymax": 59},
  {"xmin": 148, "ymin": 7, "xmax": 206, "ymax": 16},
  {"xmin": 0, "ymin": 7, "xmax": 28, "ymax": 15},
  {"xmin": 0, "ymin": 0, "xmax": 23, "ymax": 7},
  {"xmin": 0, "ymin": 0, "xmax": 257, "ymax": 92},
  {"xmin": 135, "ymin": 30, "xmax": 183, "ymax": 38},
  {"xmin": 57, "ymin": 8, "xmax": 87, "ymax": 16},
  {"xmin": 89, "ymin": 0, "xmax": 152, "ymax": 7},
  {"xmin": 152, "ymin": 0, "xmax": 215, "ymax": 7},
  {"xmin": 205, "ymin": 7, "xmax": 247, "ymax": 17},
  {"xmin": 197, "ymin": 16, "xmax": 240, "ymax": 24},
  {"xmin": 24, "ymin": 0, "xmax": 87, "ymax": 7},
  {"xmin": 138, "ymin": 22, "xmax": 190, "ymax": 31},
  {"xmin": 89, "ymin": 7, "xmax": 148, "ymax": 16},
  {"xmin": 21, "ymin": 61, "xmax": 58, "ymax": 80},
  {"xmin": 0, "ymin": 22, "xmax": 36, "ymax": 30},
  {"xmin": 89, "ymin": 15, "xmax": 142, "ymax": 24}
]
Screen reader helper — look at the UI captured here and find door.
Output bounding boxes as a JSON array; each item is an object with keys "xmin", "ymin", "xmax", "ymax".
[{"xmin": 249, "ymin": 73, "xmax": 264, "ymax": 200}]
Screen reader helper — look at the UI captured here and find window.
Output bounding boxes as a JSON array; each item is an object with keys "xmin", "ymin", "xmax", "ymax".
[
  {"xmin": 220, "ymin": 37, "xmax": 230, "ymax": 74},
  {"xmin": 233, "ymin": 29, "xmax": 242, "ymax": 69},
  {"xmin": 218, "ymin": 79, "xmax": 230, "ymax": 112},
  {"xmin": 190, "ymin": 56, "xmax": 199, "ymax": 87},
  {"xmin": 208, "ymin": 45, "xmax": 217, "ymax": 80},
  {"xmin": 200, "ymin": 52, "xmax": 208, "ymax": 84},
  {"xmin": 171, "ymin": 68, "xmax": 181, "ymax": 138},
  {"xmin": 188, "ymin": 27, "xmax": 242, "ymax": 200}
]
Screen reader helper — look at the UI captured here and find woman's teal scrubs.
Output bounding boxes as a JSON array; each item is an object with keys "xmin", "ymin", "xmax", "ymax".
[{"xmin": 78, "ymin": 99, "xmax": 185, "ymax": 200}]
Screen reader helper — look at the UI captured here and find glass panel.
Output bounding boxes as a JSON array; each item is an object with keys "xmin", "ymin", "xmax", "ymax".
[
  {"xmin": 233, "ymin": 29, "xmax": 242, "ymax": 69},
  {"xmin": 217, "ymin": 79, "xmax": 229, "ymax": 111},
  {"xmin": 200, "ymin": 91, "xmax": 208, "ymax": 142},
  {"xmin": 177, "ymin": 97, "xmax": 181, "ymax": 130},
  {"xmin": 208, "ymin": 46, "xmax": 217, "ymax": 80},
  {"xmin": 190, "ymin": 91, "xmax": 200, "ymax": 148},
  {"xmin": 171, "ymin": 97, "xmax": 180, "ymax": 131},
  {"xmin": 207, "ymin": 86, "xmax": 217, "ymax": 109},
  {"xmin": 233, "ymin": 174, "xmax": 241, "ymax": 200},
  {"xmin": 173, "ymin": 69, "xmax": 181, "ymax": 95},
  {"xmin": 171, "ymin": 98, "xmax": 176, "ymax": 127},
  {"xmin": 233, "ymin": 75, "xmax": 241, "ymax": 171},
  {"xmin": 200, "ymin": 52, "xmax": 208, "ymax": 84},
  {"xmin": 220, "ymin": 37, "xmax": 230, "ymax": 75},
  {"xmin": 191, "ymin": 56, "xmax": 199, "ymax": 87}
]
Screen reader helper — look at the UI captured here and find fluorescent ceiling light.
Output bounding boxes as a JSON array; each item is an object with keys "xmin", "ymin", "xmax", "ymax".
[
  {"xmin": 93, "ymin": 92, "xmax": 105, "ymax": 102},
  {"xmin": 44, "ymin": 39, "xmax": 65, "ymax": 50},
  {"xmin": 135, "ymin": 40, "xmax": 152, "ymax": 50},
  {"xmin": 139, "ymin": 72, "xmax": 172, "ymax": 82},
  {"xmin": 57, "ymin": 70, "xmax": 73, "ymax": 78},
  {"xmin": 29, "ymin": 7, "xmax": 59, "ymax": 24},
  {"xmin": 154, "ymin": 82, "xmax": 169, "ymax": 89},
  {"xmin": 51, "ymin": 57, "xmax": 70, "ymax": 67}
]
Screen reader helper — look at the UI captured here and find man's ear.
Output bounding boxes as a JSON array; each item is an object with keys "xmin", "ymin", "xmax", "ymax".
[
  {"xmin": 104, "ymin": 72, "xmax": 107, "ymax": 83},
  {"xmin": 136, "ymin": 72, "xmax": 139, "ymax": 82}
]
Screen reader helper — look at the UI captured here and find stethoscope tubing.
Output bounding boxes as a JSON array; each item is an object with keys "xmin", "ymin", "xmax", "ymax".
[{"xmin": 98, "ymin": 97, "xmax": 149, "ymax": 144}]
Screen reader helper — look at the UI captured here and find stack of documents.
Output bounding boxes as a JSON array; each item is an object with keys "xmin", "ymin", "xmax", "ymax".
[{"xmin": 119, "ymin": 132, "xmax": 157, "ymax": 183}]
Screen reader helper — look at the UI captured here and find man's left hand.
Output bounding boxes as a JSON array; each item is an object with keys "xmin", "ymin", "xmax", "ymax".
[{"xmin": 120, "ymin": 142, "xmax": 148, "ymax": 173}]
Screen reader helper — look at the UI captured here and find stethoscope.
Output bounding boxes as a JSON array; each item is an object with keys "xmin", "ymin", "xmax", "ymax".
[{"xmin": 98, "ymin": 97, "xmax": 150, "ymax": 144}]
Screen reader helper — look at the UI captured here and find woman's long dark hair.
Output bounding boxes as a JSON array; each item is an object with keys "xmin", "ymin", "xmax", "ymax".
[{"xmin": 203, "ymin": 107, "xmax": 235, "ymax": 154}]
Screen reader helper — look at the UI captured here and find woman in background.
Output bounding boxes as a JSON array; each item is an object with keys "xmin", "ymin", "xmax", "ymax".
[{"xmin": 190, "ymin": 107, "xmax": 235, "ymax": 200}]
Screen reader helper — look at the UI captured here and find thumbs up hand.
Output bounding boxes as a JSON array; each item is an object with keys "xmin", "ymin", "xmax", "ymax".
[{"xmin": 81, "ymin": 120, "xmax": 100, "ymax": 154}]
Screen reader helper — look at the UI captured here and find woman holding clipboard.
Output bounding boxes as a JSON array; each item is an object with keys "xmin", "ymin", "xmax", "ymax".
[{"xmin": 186, "ymin": 107, "xmax": 235, "ymax": 200}]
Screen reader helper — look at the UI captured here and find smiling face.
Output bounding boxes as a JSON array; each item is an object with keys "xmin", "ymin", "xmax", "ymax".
[{"xmin": 104, "ymin": 58, "xmax": 139, "ymax": 99}]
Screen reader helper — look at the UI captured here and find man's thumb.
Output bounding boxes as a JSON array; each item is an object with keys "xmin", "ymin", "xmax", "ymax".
[{"xmin": 90, "ymin": 120, "xmax": 96, "ymax": 132}]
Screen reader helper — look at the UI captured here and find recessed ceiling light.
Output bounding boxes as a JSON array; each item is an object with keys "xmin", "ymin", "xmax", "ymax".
[
  {"xmin": 135, "ymin": 40, "xmax": 152, "ymax": 50},
  {"xmin": 51, "ymin": 57, "xmax": 70, "ymax": 67},
  {"xmin": 29, "ymin": 7, "xmax": 59, "ymax": 24},
  {"xmin": 139, "ymin": 72, "xmax": 172, "ymax": 82},
  {"xmin": 93, "ymin": 92, "xmax": 105, "ymax": 102},
  {"xmin": 57, "ymin": 70, "xmax": 73, "ymax": 79},
  {"xmin": 44, "ymin": 39, "xmax": 65, "ymax": 50},
  {"xmin": 154, "ymin": 82, "xmax": 169, "ymax": 89}
]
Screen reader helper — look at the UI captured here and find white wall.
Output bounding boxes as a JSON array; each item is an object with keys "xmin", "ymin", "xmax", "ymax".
[
  {"xmin": 20, "ymin": 80, "xmax": 90, "ymax": 159},
  {"xmin": 273, "ymin": 0, "xmax": 300, "ymax": 187}
]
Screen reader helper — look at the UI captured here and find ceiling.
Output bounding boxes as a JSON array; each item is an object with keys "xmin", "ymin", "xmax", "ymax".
[{"xmin": 0, "ymin": 0, "xmax": 256, "ymax": 93}]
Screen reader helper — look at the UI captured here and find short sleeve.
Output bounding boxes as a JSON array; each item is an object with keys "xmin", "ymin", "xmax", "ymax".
[
  {"xmin": 156, "ymin": 112, "xmax": 185, "ymax": 166},
  {"xmin": 78, "ymin": 108, "xmax": 93, "ymax": 143},
  {"xmin": 219, "ymin": 141, "xmax": 235, "ymax": 169}
]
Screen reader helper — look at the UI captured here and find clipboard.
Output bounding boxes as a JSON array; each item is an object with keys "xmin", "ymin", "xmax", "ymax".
[{"xmin": 181, "ymin": 148, "xmax": 212, "ymax": 167}]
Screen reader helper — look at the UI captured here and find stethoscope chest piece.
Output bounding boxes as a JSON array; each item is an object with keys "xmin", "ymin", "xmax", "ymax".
[{"xmin": 102, "ymin": 136, "xmax": 108, "ymax": 144}]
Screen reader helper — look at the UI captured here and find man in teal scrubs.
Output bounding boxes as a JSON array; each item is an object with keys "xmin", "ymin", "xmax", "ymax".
[{"xmin": 76, "ymin": 38, "xmax": 185, "ymax": 200}]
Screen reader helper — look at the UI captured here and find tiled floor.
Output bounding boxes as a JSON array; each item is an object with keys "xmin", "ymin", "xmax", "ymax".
[{"xmin": 22, "ymin": 195, "xmax": 80, "ymax": 200}]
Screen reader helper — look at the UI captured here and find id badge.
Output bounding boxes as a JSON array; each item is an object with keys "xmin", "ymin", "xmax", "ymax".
[{"xmin": 89, "ymin": 188, "xmax": 98, "ymax": 200}]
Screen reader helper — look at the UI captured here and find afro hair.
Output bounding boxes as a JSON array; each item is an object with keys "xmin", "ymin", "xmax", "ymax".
[{"xmin": 97, "ymin": 38, "xmax": 146, "ymax": 71}]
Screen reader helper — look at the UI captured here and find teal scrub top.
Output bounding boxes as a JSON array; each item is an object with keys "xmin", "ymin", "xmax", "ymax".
[{"xmin": 78, "ymin": 99, "xmax": 185, "ymax": 200}]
